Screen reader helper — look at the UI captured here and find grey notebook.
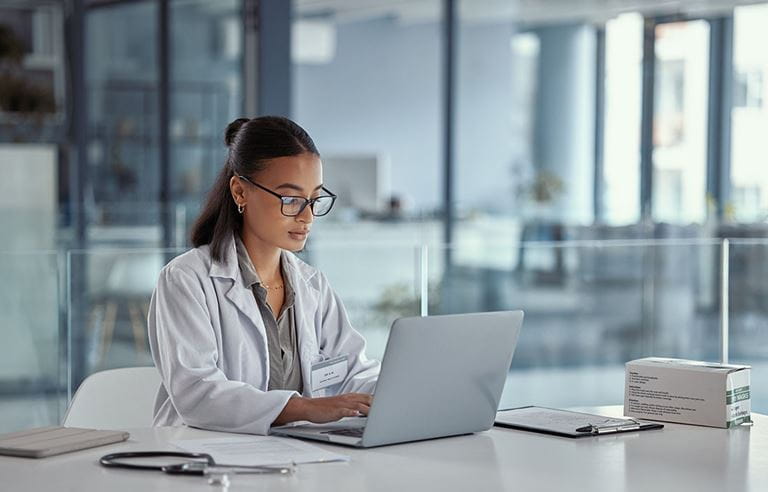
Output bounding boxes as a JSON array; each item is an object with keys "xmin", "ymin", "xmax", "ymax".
[{"xmin": 0, "ymin": 426, "xmax": 130, "ymax": 458}]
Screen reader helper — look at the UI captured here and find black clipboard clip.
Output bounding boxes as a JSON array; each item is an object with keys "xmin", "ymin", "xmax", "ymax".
[{"xmin": 575, "ymin": 417, "xmax": 643, "ymax": 435}]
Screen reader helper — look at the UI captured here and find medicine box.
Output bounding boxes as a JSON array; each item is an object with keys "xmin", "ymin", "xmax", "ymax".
[{"xmin": 624, "ymin": 357, "xmax": 751, "ymax": 428}]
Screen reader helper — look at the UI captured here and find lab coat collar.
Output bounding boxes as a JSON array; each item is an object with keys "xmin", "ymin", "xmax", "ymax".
[
  {"xmin": 208, "ymin": 233, "xmax": 319, "ymax": 286},
  {"xmin": 207, "ymin": 234, "xmax": 239, "ymax": 280}
]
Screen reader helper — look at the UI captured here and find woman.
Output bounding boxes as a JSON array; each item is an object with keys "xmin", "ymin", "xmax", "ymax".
[{"xmin": 148, "ymin": 116, "xmax": 379, "ymax": 435}]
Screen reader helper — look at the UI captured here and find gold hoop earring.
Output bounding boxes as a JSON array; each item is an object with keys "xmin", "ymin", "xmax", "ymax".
[{"xmin": 237, "ymin": 203, "xmax": 245, "ymax": 214}]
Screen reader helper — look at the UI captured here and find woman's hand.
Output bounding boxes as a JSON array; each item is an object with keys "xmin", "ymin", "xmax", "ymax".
[{"xmin": 273, "ymin": 393, "xmax": 373, "ymax": 426}]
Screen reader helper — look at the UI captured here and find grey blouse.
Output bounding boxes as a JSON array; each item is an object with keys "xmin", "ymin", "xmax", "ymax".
[{"xmin": 234, "ymin": 236, "xmax": 303, "ymax": 393}]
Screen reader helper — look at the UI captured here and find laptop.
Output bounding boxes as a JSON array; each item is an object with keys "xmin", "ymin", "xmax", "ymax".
[{"xmin": 272, "ymin": 310, "xmax": 524, "ymax": 448}]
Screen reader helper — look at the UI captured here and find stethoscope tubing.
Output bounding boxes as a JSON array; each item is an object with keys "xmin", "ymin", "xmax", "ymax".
[
  {"xmin": 99, "ymin": 451, "xmax": 295, "ymax": 476},
  {"xmin": 99, "ymin": 451, "xmax": 216, "ymax": 471}
]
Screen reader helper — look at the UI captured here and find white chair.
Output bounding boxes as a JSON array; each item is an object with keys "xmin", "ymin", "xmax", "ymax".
[{"xmin": 63, "ymin": 367, "xmax": 161, "ymax": 429}]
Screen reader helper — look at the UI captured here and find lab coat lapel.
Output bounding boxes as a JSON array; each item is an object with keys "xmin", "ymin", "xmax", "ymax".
[
  {"xmin": 210, "ymin": 235, "xmax": 269, "ymax": 350},
  {"xmin": 225, "ymin": 280, "xmax": 268, "ymax": 344},
  {"xmin": 282, "ymin": 252, "xmax": 320, "ymax": 395}
]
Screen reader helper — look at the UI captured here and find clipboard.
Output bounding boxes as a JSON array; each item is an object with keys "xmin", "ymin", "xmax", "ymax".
[{"xmin": 494, "ymin": 406, "xmax": 664, "ymax": 438}]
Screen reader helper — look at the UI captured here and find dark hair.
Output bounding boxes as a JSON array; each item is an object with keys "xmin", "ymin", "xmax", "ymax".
[{"xmin": 190, "ymin": 116, "xmax": 320, "ymax": 262}]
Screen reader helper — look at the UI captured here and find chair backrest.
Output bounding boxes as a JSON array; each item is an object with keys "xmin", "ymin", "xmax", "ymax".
[{"xmin": 63, "ymin": 367, "xmax": 161, "ymax": 429}]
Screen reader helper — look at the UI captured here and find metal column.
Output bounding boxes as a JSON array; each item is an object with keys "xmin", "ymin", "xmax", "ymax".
[
  {"xmin": 706, "ymin": 17, "xmax": 734, "ymax": 220},
  {"xmin": 639, "ymin": 17, "xmax": 656, "ymax": 222},
  {"xmin": 442, "ymin": 0, "xmax": 456, "ymax": 264},
  {"xmin": 159, "ymin": 0, "xmax": 172, "ymax": 248},
  {"xmin": 243, "ymin": 0, "xmax": 292, "ymax": 117}
]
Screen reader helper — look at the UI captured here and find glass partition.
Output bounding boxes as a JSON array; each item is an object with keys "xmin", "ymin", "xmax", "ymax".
[
  {"xmin": 429, "ymin": 239, "xmax": 723, "ymax": 410},
  {"xmin": 66, "ymin": 248, "xmax": 184, "ymax": 395},
  {"xmin": 0, "ymin": 251, "xmax": 63, "ymax": 433},
  {"xmin": 299, "ymin": 243, "xmax": 423, "ymax": 360},
  {"xmin": 728, "ymin": 240, "xmax": 768, "ymax": 413},
  {"xmin": 65, "ymin": 203, "xmax": 192, "ymax": 249},
  {"xmin": 3, "ymin": 237, "xmax": 766, "ymax": 434},
  {"xmin": 66, "ymin": 243, "xmax": 421, "ymax": 391}
]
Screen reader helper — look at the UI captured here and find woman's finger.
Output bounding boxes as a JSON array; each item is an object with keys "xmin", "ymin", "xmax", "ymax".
[{"xmin": 344, "ymin": 393, "xmax": 373, "ymax": 405}]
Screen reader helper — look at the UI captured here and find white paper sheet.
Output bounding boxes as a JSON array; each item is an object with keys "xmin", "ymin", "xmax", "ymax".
[{"xmin": 170, "ymin": 436, "xmax": 349, "ymax": 467}]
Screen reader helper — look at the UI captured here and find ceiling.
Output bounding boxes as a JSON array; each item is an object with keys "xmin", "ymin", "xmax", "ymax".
[{"xmin": 296, "ymin": 0, "xmax": 768, "ymax": 25}]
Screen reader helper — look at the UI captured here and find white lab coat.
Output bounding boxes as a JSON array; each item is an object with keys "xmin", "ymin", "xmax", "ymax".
[{"xmin": 147, "ymin": 234, "xmax": 380, "ymax": 435}]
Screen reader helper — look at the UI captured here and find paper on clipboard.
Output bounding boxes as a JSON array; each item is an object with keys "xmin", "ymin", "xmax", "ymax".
[
  {"xmin": 171, "ymin": 436, "xmax": 349, "ymax": 466},
  {"xmin": 495, "ymin": 406, "xmax": 663, "ymax": 438}
]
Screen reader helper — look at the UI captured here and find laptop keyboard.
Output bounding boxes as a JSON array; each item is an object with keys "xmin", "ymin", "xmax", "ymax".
[{"xmin": 323, "ymin": 427, "xmax": 365, "ymax": 438}]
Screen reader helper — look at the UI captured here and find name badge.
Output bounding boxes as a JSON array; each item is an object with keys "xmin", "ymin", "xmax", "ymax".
[{"xmin": 311, "ymin": 355, "xmax": 349, "ymax": 391}]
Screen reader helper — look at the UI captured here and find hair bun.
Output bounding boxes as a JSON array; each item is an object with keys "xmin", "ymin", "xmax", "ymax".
[{"xmin": 224, "ymin": 118, "xmax": 250, "ymax": 147}]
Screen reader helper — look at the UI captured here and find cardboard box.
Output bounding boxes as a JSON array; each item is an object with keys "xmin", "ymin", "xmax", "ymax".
[{"xmin": 624, "ymin": 357, "xmax": 751, "ymax": 428}]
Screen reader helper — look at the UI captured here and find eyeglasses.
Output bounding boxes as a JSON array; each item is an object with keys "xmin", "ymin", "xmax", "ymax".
[{"xmin": 237, "ymin": 175, "xmax": 337, "ymax": 217}]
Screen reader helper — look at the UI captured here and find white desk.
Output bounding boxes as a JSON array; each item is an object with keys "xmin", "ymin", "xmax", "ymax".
[{"xmin": 3, "ymin": 407, "xmax": 766, "ymax": 492}]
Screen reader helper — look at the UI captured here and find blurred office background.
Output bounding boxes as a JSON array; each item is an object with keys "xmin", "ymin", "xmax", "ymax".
[{"xmin": 1, "ymin": 0, "xmax": 767, "ymax": 432}]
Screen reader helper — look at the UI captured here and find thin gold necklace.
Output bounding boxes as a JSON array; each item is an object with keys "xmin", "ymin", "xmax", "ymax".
[
  {"xmin": 257, "ymin": 268, "xmax": 284, "ymax": 291},
  {"xmin": 254, "ymin": 256, "xmax": 284, "ymax": 291},
  {"xmin": 261, "ymin": 282, "xmax": 284, "ymax": 291}
]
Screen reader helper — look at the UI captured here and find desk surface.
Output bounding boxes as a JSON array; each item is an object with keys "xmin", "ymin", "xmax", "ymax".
[{"xmin": 3, "ymin": 407, "xmax": 766, "ymax": 492}]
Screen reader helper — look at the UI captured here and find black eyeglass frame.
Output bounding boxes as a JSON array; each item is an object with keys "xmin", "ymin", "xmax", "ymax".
[{"xmin": 237, "ymin": 175, "xmax": 337, "ymax": 217}]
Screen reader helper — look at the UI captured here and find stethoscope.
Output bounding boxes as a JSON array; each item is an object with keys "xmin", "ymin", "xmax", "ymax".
[{"xmin": 100, "ymin": 451, "xmax": 295, "ymax": 485}]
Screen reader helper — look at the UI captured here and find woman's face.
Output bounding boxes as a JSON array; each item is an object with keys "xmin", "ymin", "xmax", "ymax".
[{"xmin": 230, "ymin": 152, "xmax": 323, "ymax": 252}]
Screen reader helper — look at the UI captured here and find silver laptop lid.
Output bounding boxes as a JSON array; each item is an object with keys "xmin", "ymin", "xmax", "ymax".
[{"xmin": 361, "ymin": 310, "xmax": 523, "ymax": 447}]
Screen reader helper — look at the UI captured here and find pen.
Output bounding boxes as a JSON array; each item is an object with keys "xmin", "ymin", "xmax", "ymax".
[{"xmin": 576, "ymin": 422, "xmax": 642, "ymax": 434}]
